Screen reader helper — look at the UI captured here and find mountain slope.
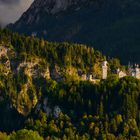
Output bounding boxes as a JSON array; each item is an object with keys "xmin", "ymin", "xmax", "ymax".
[
  {"xmin": 0, "ymin": 29, "xmax": 140, "ymax": 139},
  {"xmin": 8, "ymin": 0, "xmax": 140, "ymax": 64}
]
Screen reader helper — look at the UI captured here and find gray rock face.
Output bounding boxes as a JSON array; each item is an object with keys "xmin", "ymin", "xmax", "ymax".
[{"xmin": 30, "ymin": 0, "xmax": 86, "ymax": 14}]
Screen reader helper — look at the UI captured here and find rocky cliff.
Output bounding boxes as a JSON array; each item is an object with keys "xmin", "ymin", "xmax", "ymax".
[{"xmin": 30, "ymin": 0, "xmax": 86, "ymax": 14}]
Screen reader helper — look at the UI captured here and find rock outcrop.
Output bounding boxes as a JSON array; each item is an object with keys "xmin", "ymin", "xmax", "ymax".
[{"xmin": 30, "ymin": 0, "xmax": 86, "ymax": 14}]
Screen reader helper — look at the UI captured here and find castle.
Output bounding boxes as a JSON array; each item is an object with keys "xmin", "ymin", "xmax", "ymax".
[
  {"xmin": 0, "ymin": 45, "xmax": 139, "ymax": 81},
  {"xmin": 78, "ymin": 61, "xmax": 108, "ymax": 82},
  {"xmin": 80, "ymin": 61, "xmax": 140, "ymax": 82},
  {"xmin": 102, "ymin": 61, "xmax": 108, "ymax": 79},
  {"xmin": 101, "ymin": 61, "xmax": 140, "ymax": 80},
  {"xmin": 128, "ymin": 63, "xmax": 140, "ymax": 79}
]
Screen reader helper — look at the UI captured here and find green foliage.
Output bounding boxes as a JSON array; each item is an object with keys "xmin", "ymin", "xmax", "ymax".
[
  {"xmin": 0, "ymin": 29, "xmax": 106, "ymax": 76},
  {"xmin": 9, "ymin": 129, "xmax": 43, "ymax": 140},
  {"xmin": 0, "ymin": 132, "xmax": 8, "ymax": 140},
  {"xmin": 0, "ymin": 29, "xmax": 139, "ymax": 139}
]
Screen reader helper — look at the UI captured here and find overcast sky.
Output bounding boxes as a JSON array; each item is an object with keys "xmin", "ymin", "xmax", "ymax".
[{"xmin": 0, "ymin": 0, "xmax": 34, "ymax": 27}]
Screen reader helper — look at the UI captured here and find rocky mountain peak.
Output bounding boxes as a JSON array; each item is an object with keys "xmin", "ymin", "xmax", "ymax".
[{"xmin": 30, "ymin": 0, "xmax": 87, "ymax": 14}]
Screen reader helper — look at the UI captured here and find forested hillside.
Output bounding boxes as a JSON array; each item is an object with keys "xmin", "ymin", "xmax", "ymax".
[{"xmin": 0, "ymin": 29, "xmax": 140, "ymax": 139}]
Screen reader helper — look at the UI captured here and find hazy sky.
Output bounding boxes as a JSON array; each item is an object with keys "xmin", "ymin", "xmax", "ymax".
[{"xmin": 0, "ymin": 0, "xmax": 34, "ymax": 26}]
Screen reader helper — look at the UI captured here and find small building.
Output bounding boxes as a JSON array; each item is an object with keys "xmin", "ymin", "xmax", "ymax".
[
  {"xmin": 87, "ymin": 74, "xmax": 93, "ymax": 81},
  {"xmin": 81, "ymin": 74, "xmax": 87, "ymax": 81},
  {"xmin": 117, "ymin": 69, "xmax": 127, "ymax": 78},
  {"xmin": 128, "ymin": 63, "xmax": 140, "ymax": 79},
  {"xmin": 102, "ymin": 61, "xmax": 108, "ymax": 79},
  {"xmin": 132, "ymin": 65, "xmax": 140, "ymax": 79},
  {"xmin": 135, "ymin": 65, "xmax": 140, "ymax": 79}
]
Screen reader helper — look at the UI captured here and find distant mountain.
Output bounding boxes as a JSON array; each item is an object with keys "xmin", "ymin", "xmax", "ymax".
[{"xmin": 8, "ymin": 0, "xmax": 140, "ymax": 64}]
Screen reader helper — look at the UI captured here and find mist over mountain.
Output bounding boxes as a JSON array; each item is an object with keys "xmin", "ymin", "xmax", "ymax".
[
  {"xmin": 0, "ymin": 0, "xmax": 19, "ymax": 4},
  {"xmin": 8, "ymin": 0, "xmax": 140, "ymax": 64},
  {"xmin": 0, "ymin": 0, "xmax": 33, "ymax": 26}
]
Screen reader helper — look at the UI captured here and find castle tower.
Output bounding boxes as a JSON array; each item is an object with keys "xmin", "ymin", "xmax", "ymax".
[
  {"xmin": 135, "ymin": 64, "xmax": 140, "ymax": 79},
  {"xmin": 102, "ymin": 61, "xmax": 108, "ymax": 79}
]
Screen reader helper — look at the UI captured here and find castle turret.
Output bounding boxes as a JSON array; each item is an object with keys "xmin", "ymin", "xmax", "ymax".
[
  {"xmin": 102, "ymin": 61, "xmax": 108, "ymax": 79},
  {"xmin": 135, "ymin": 64, "xmax": 140, "ymax": 79}
]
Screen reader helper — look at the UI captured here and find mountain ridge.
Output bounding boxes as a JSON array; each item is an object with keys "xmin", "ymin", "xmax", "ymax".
[
  {"xmin": 29, "ymin": 0, "xmax": 87, "ymax": 14},
  {"xmin": 8, "ymin": 0, "xmax": 140, "ymax": 64}
]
